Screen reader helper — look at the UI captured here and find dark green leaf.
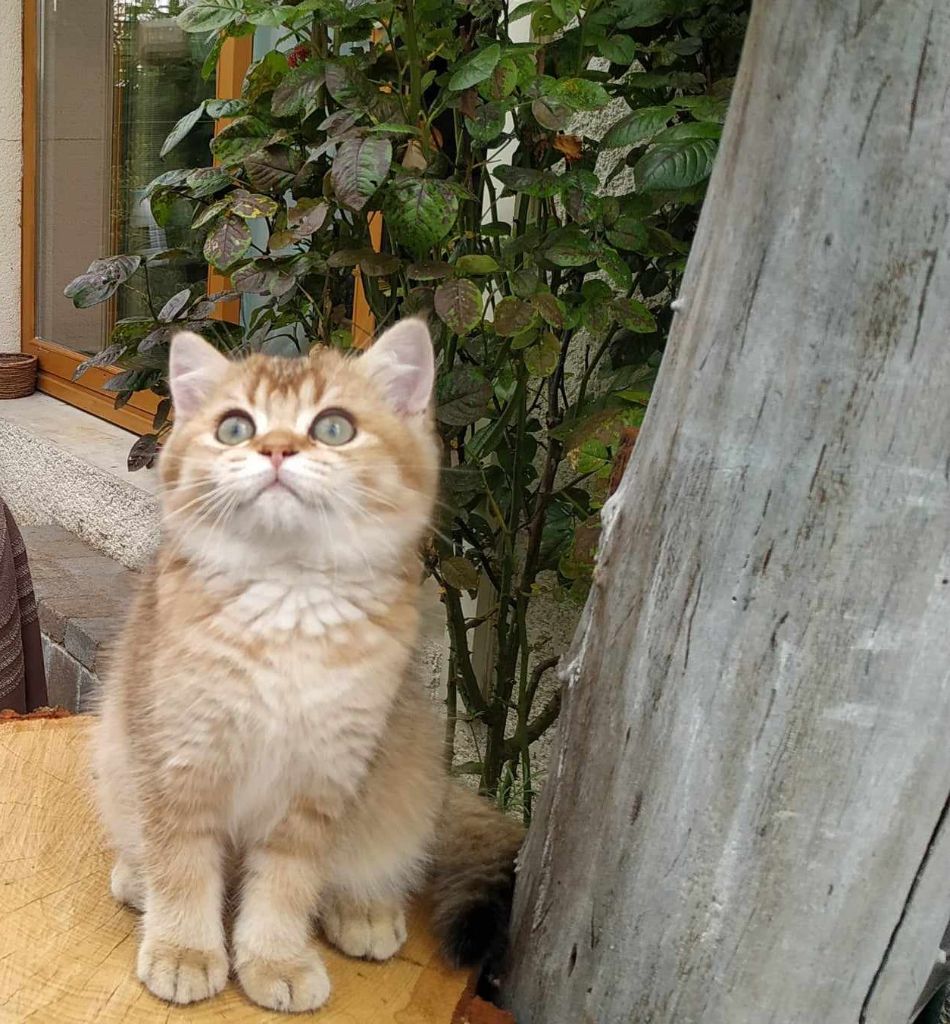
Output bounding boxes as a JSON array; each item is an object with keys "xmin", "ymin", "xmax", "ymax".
[
  {"xmin": 434, "ymin": 279, "xmax": 483, "ymax": 335},
  {"xmin": 602, "ymin": 105, "xmax": 675, "ymax": 148},
  {"xmin": 543, "ymin": 227, "xmax": 593, "ymax": 267},
  {"xmin": 203, "ymin": 214, "xmax": 253, "ymax": 271},
  {"xmin": 532, "ymin": 292, "xmax": 564, "ymax": 328},
  {"xmin": 611, "ymin": 297, "xmax": 656, "ymax": 333},
  {"xmin": 144, "ymin": 168, "xmax": 190, "ymax": 197},
  {"xmin": 597, "ymin": 35, "xmax": 637, "ymax": 64},
  {"xmin": 634, "ymin": 137, "xmax": 718, "ymax": 191},
  {"xmin": 441, "ymin": 464, "xmax": 483, "ymax": 502},
  {"xmin": 360, "ymin": 252, "xmax": 402, "ymax": 276},
  {"xmin": 245, "ymin": 145, "xmax": 302, "ymax": 192},
  {"xmin": 177, "ymin": 0, "xmax": 244, "ymax": 33},
  {"xmin": 243, "ymin": 51, "xmax": 289, "ymax": 101},
  {"xmin": 543, "ymin": 78, "xmax": 610, "ymax": 111},
  {"xmin": 271, "ymin": 59, "xmax": 325, "ymax": 117},
  {"xmin": 606, "ymin": 215, "xmax": 650, "ymax": 251},
  {"xmin": 205, "ymin": 98, "xmax": 247, "ymax": 118},
  {"xmin": 287, "ymin": 198, "xmax": 328, "ymax": 236},
  {"xmin": 325, "ymin": 61, "xmax": 377, "ymax": 109},
  {"xmin": 596, "ymin": 245, "xmax": 632, "ymax": 290},
  {"xmin": 466, "ymin": 102, "xmax": 508, "ymax": 144},
  {"xmin": 383, "ymin": 178, "xmax": 459, "ymax": 255},
  {"xmin": 493, "ymin": 165, "xmax": 561, "ymax": 198},
  {"xmin": 408, "ymin": 262, "xmax": 453, "ymax": 280},
  {"xmin": 192, "ymin": 196, "xmax": 231, "ymax": 229},
  {"xmin": 676, "ymin": 95, "xmax": 729, "ymax": 123},
  {"xmin": 551, "ymin": 0, "xmax": 581, "ymax": 22},
  {"xmin": 510, "ymin": 268, "xmax": 540, "ymax": 298},
  {"xmin": 616, "ymin": 0, "xmax": 675, "ymax": 29},
  {"xmin": 493, "ymin": 297, "xmax": 535, "ymax": 336},
  {"xmin": 186, "ymin": 167, "xmax": 232, "ymax": 198},
  {"xmin": 210, "ymin": 116, "xmax": 270, "ymax": 165},
  {"xmin": 455, "ymin": 255, "xmax": 499, "ymax": 276},
  {"xmin": 231, "ymin": 190, "xmax": 280, "ymax": 219},
  {"xmin": 483, "ymin": 58, "xmax": 519, "ymax": 101},
  {"xmin": 331, "ymin": 136, "xmax": 392, "ymax": 211},
  {"xmin": 531, "ymin": 96, "xmax": 572, "ymax": 131},
  {"xmin": 523, "ymin": 332, "xmax": 560, "ymax": 377},
  {"xmin": 448, "ymin": 44, "xmax": 502, "ymax": 91},
  {"xmin": 150, "ymin": 189, "xmax": 183, "ymax": 229},
  {"xmin": 436, "ymin": 366, "xmax": 491, "ymax": 425},
  {"xmin": 160, "ymin": 103, "xmax": 207, "ymax": 159},
  {"xmin": 652, "ymin": 121, "xmax": 722, "ymax": 143},
  {"xmin": 327, "ymin": 248, "xmax": 373, "ymax": 268}
]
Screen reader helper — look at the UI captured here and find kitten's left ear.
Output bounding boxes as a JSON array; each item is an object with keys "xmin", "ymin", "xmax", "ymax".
[
  {"xmin": 169, "ymin": 331, "xmax": 230, "ymax": 420},
  {"xmin": 361, "ymin": 318, "xmax": 434, "ymax": 415}
]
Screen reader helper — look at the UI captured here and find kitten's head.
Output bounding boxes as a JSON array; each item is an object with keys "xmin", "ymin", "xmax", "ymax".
[{"xmin": 159, "ymin": 319, "xmax": 439, "ymax": 575}]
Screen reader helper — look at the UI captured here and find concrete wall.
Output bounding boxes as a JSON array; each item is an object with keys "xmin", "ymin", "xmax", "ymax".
[{"xmin": 0, "ymin": 1, "xmax": 22, "ymax": 353}]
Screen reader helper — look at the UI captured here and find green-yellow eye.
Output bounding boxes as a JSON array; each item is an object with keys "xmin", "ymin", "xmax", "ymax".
[
  {"xmin": 216, "ymin": 412, "xmax": 255, "ymax": 445},
  {"xmin": 310, "ymin": 409, "xmax": 356, "ymax": 446}
]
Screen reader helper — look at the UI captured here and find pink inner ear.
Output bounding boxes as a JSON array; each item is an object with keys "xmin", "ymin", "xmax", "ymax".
[
  {"xmin": 364, "ymin": 319, "xmax": 435, "ymax": 415},
  {"xmin": 169, "ymin": 331, "xmax": 230, "ymax": 419}
]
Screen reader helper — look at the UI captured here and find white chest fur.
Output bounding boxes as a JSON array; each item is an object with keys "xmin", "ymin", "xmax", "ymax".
[
  {"xmin": 223, "ymin": 577, "xmax": 389, "ymax": 636},
  {"xmin": 219, "ymin": 639, "xmax": 400, "ymax": 841},
  {"xmin": 156, "ymin": 565, "xmax": 410, "ymax": 842}
]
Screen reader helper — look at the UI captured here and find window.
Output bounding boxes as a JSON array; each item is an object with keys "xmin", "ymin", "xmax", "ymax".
[{"xmin": 21, "ymin": 0, "xmax": 251, "ymax": 432}]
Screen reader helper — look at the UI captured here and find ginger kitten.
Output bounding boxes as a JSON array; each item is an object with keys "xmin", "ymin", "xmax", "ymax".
[{"xmin": 91, "ymin": 320, "xmax": 522, "ymax": 1012}]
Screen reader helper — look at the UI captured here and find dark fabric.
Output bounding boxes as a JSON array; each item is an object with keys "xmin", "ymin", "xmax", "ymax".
[{"xmin": 0, "ymin": 499, "xmax": 47, "ymax": 713}]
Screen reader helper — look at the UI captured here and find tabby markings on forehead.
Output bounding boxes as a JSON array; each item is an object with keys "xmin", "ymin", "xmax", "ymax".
[{"xmin": 207, "ymin": 574, "xmax": 391, "ymax": 636}]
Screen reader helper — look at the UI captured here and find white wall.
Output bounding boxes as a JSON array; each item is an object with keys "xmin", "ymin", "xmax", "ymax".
[{"xmin": 0, "ymin": 1, "xmax": 22, "ymax": 353}]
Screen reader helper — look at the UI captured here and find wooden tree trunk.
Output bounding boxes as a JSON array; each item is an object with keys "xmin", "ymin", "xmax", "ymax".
[{"xmin": 504, "ymin": 3, "xmax": 950, "ymax": 1022}]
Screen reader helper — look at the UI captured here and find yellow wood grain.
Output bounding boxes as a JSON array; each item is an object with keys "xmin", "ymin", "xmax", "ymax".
[{"xmin": 0, "ymin": 717, "xmax": 470, "ymax": 1023}]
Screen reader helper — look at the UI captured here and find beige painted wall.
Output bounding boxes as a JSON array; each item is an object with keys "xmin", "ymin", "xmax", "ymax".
[{"xmin": 0, "ymin": 1, "xmax": 22, "ymax": 353}]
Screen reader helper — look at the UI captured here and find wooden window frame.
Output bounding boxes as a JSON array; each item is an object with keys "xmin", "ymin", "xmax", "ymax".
[{"xmin": 20, "ymin": 0, "xmax": 252, "ymax": 435}]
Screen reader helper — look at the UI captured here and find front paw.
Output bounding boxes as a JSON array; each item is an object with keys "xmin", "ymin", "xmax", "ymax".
[
  {"xmin": 323, "ymin": 900, "xmax": 407, "ymax": 961},
  {"xmin": 237, "ymin": 952, "xmax": 331, "ymax": 1013},
  {"xmin": 137, "ymin": 939, "xmax": 228, "ymax": 1005}
]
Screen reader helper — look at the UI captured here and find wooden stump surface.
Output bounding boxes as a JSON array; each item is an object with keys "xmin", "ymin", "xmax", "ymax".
[{"xmin": 0, "ymin": 715, "xmax": 472, "ymax": 1023}]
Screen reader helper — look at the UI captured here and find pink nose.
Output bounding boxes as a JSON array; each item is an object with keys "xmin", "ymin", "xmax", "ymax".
[{"xmin": 261, "ymin": 447, "xmax": 297, "ymax": 469}]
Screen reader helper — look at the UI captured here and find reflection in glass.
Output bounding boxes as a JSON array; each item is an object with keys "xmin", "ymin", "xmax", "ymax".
[{"xmin": 36, "ymin": 1, "xmax": 214, "ymax": 354}]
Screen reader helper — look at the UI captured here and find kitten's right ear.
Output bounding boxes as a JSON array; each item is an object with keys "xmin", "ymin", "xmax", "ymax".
[{"xmin": 169, "ymin": 331, "xmax": 230, "ymax": 419}]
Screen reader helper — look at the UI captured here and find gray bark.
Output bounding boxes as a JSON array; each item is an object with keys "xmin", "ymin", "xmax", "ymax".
[{"xmin": 504, "ymin": 2, "xmax": 950, "ymax": 1022}]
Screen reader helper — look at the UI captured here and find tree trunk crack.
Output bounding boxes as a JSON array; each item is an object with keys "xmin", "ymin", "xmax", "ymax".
[
  {"xmin": 908, "ymin": 249, "xmax": 937, "ymax": 361},
  {"xmin": 908, "ymin": 6, "xmax": 934, "ymax": 137},
  {"xmin": 858, "ymin": 789, "xmax": 950, "ymax": 1022},
  {"xmin": 683, "ymin": 572, "xmax": 704, "ymax": 670}
]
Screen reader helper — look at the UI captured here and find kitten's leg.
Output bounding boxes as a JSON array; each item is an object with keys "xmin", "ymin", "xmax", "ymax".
[
  {"xmin": 137, "ymin": 811, "xmax": 228, "ymax": 1005},
  {"xmin": 322, "ymin": 892, "xmax": 408, "ymax": 961},
  {"xmin": 92, "ymin": 706, "xmax": 146, "ymax": 913},
  {"xmin": 110, "ymin": 855, "xmax": 144, "ymax": 911},
  {"xmin": 233, "ymin": 800, "xmax": 332, "ymax": 1013}
]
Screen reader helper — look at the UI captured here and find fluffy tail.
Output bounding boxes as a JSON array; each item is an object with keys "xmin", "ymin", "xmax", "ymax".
[{"xmin": 428, "ymin": 784, "xmax": 525, "ymax": 970}]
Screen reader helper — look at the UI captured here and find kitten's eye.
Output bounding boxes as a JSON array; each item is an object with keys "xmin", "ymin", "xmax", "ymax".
[
  {"xmin": 310, "ymin": 410, "xmax": 356, "ymax": 446},
  {"xmin": 216, "ymin": 412, "xmax": 256, "ymax": 446}
]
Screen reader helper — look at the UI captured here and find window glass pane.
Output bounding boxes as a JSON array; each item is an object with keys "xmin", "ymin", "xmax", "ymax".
[{"xmin": 36, "ymin": 1, "xmax": 215, "ymax": 355}]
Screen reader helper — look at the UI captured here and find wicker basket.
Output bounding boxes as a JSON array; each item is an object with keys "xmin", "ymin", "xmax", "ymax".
[{"xmin": 0, "ymin": 353, "xmax": 38, "ymax": 400}]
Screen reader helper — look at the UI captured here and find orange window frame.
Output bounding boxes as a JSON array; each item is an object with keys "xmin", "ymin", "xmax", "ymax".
[{"xmin": 20, "ymin": 0, "xmax": 253, "ymax": 435}]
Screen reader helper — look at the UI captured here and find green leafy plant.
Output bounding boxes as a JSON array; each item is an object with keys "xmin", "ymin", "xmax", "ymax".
[{"xmin": 66, "ymin": 0, "xmax": 748, "ymax": 814}]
